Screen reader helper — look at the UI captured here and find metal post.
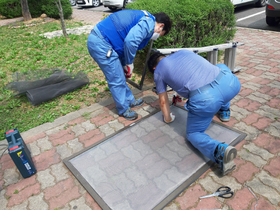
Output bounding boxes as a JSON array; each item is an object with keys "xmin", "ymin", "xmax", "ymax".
[
  {"xmin": 224, "ymin": 43, "xmax": 239, "ymax": 73},
  {"xmin": 224, "ymin": 48, "xmax": 232, "ymax": 70},
  {"xmin": 230, "ymin": 43, "xmax": 241, "ymax": 73},
  {"xmin": 207, "ymin": 49, "xmax": 218, "ymax": 65}
]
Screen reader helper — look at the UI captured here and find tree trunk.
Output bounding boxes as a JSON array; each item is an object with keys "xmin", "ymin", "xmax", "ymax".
[
  {"xmin": 21, "ymin": 0, "xmax": 32, "ymax": 21},
  {"xmin": 55, "ymin": 0, "xmax": 68, "ymax": 38}
]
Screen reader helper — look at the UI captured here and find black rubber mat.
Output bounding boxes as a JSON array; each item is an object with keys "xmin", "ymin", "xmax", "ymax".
[{"xmin": 64, "ymin": 106, "xmax": 246, "ymax": 210}]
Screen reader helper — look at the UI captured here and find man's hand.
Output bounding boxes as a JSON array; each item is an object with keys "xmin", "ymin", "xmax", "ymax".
[
  {"xmin": 172, "ymin": 93, "xmax": 182, "ymax": 105},
  {"xmin": 123, "ymin": 63, "xmax": 134, "ymax": 78},
  {"xmin": 164, "ymin": 112, "xmax": 175, "ymax": 123}
]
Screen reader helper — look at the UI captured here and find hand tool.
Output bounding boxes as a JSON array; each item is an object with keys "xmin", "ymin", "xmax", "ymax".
[{"xmin": 199, "ymin": 186, "xmax": 234, "ymax": 199}]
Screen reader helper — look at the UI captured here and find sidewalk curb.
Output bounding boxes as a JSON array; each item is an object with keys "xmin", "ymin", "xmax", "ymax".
[{"xmin": 20, "ymin": 83, "xmax": 154, "ymax": 140}]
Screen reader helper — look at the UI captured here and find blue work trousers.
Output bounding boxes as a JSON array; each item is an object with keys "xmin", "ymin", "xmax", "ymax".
[
  {"xmin": 185, "ymin": 64, "xmax": 241, "ymax": 162},
  {"xmin": 87, "ymin": 27, "xmax": 135, "ymax": 115}
]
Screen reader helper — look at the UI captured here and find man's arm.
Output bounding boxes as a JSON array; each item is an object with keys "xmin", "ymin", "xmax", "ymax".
[
  {"xmin": 123, "ymin": 17, "xmax": 154, "ymax": 65},
  {"xmin": 158, "ymin": 91, "xmax": 172, "ymax": 122}
]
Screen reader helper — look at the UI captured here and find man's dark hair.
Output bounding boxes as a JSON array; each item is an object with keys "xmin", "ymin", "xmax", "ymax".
[
  {"xmin": 153, "ymin": 12, "xmax": 172, "ymax": 35},
  {"xmin": 148, "ymin": 52, "xmax": 165, "ymax": 74}
]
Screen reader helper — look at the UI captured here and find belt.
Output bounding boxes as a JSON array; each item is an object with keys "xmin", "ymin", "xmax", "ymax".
[{"xmin": 189, "ymin": 70, "xmax": 225, "ymax": 98}]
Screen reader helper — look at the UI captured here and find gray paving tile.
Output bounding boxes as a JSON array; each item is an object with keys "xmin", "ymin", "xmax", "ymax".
[
  {"xmin": 28, "ymin": 192, "xmax": 48, "ymax": 210},
  {"xmin": 265, "ymin": 121, "xmax": 280, "ymax": 138},
  {"xmin": 10, "ymin": 200, "xmax": 28, "ymax": 210},
  {"xmin": 50, "ymin": 162, "xmax": 70, "ymax": 182},
  {"xmin": 37, "ymin": 169, "xmax": 55, "ymax": 189},
  {"xmin": 37, "ymin": 136, "xmax": 53, "ymax": 153},
  {"xmin": 246, "ymin": 178, "xmax": 280, "ymax": 205},
  {"xmin": 69, "ymin": 197, "xmax": 91, "ymax": 210},
  {"xmin": 56, "ymin": 144, "xmax": 72, "ymax": 159},
  {"xmin": 243, "ymin": 143, "xmax": 274, "ymax": 161},
  {"xmin": 238, "ymin": 149, "xmax": 267, "ymax": 167},
  {"xmin": 0, "ymin": 189, "xmax": 8, "ymax": 209},
  {"xmin": 3, "ymin": 167, "xmax": 20, "ymax": 186}
]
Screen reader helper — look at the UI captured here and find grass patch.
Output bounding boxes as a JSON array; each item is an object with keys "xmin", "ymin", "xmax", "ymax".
[{"xmin": 0, "ymin": 18, "xmax": 153, "ymax": 140}]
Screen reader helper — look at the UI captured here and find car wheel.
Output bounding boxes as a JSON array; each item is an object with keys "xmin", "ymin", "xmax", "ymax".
[
  {"xmin": 92, "ymin": 0, "xmax": 100, "ymax": 7},
  {"xmin": 108, "ymin": 6, "xmax": 118, "ymax": 11},
  {"xmin": 266, "ymin": 16, "xmax": 278, "ymax": 26},
  {"xmin": 69, "ymin": 0, "xmax": 76, "ymax": 6},
  {"xmin": 123, "ymin": 0, "xmax": 129, "ymax": 8},
  {"xmin": 255, "ymin": 0, "xmax": 266, "ymax": 7}
]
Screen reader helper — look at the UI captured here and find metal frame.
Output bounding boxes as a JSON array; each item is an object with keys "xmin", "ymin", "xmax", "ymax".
[
  {"xmin": 63, "ymin": 105, "xmax": 247, "ymax": 210},
  {"xmin": 127, "ymin": 41, "xmax": 244, "ymax": 90},
  {"xmin": 154, "ymin": 108, "xmax": 247, "ymax": 210},
  {"xmin": 126, "ymin": 40, "xmax": 154, "ymax": 90},
  {"xmin": 63, "ymin": 108, "xmax": 159, "ymax": 210}
]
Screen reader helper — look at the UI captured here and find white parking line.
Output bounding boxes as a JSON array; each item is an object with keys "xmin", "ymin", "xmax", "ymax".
[{"xmin": 236, "ymin": 10, "xmax": 265, "ymax": 22}]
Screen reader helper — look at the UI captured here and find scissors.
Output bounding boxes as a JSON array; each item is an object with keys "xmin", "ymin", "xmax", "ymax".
[{"xmin": 199, "ymin": 186, "xmax": 234, "ymax": 199}]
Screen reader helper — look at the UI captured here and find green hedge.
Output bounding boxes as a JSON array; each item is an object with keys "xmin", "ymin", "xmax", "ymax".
[
  {"xmin": 0, "ymin": 0, "xmax": 21, "ymax": 18},
  {"xmin": 126, "ymin": 0, "xmax": 236, "ymax": 49},
  {"xmin": 0, "ymin": 0, "xmax": 72, "ymax": 19}
]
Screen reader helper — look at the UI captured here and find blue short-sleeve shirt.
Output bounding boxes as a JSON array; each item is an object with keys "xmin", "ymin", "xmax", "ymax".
[{"xmin": 154, "ymin": 50, "xmax": 220, "ymax": 98}]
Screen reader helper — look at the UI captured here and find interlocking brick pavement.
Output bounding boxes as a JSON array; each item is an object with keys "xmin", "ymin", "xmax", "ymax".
[{"xmin": 0, "ymin": 8, "xmax": 280, "ymax": 210}]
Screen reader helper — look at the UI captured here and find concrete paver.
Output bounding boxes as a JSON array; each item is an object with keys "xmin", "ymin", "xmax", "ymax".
[{"xmin": 0, "ymin": 8, "xmax": 280, "ymax": 210}]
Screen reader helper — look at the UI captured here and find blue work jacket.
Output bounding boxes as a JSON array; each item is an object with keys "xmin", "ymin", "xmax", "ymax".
[{"xmin": 97, "ymin": 9, "xmax": 155, "ymax": 65}]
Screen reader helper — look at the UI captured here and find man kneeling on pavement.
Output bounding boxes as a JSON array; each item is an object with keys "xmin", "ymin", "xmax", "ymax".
[{"xmin": 148, "ymin": 50, "xmax": 241, "ymax": 176}]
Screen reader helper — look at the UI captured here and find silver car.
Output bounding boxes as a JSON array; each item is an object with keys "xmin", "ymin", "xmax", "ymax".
[
  {"xmin": 266, "ymin": 0, "xmax": 280, "ymax": 26},
  {"xmin": 103, "ymin": 0, "xmax": 135, "ymax": 11},
  {"xmin": 69, "ymin": 0, "xmax": 76, "ymax": 6},
  {"xmin": 76, "ymin": 0, "xmax": 103, "ymax": 7},
  {"xmin": 231, "ymin": 0, "xmax": 266, "ymax": 7}
]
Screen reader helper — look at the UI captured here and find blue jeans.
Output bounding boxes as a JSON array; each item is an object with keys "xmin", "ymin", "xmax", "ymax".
[
  {"xmin": 185, "ymin": 64, "xmax": 241, "ymax": 162},
  {"xmin": 87, "ymin": 27, "xmax": 135, "ymax": 115}
]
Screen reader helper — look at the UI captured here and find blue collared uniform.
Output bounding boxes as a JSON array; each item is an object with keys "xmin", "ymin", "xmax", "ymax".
[
  {"xmin": 87, "ymin": 10, "xmax": 155, "ymax": 114},
  {"xmin": 154, "ymin": 50, "xmax": 241, "ymax": 163}
]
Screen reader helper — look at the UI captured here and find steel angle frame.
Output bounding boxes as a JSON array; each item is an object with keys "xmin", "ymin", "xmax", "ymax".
[
  {"xmin": 128, "ymin": 41, "xmax": 244, "ymax": 90},
  {"xmin": 63, "ymin": 105, "xmax": 247, "ymax": 210},
  {"xmin": 63, "ymin": 108, "xmax": 159, "ymax": 210},
  {"xmin": 151, "ymin": 106, "xmax": 247, "ymax": 210},
  {"xmin": 126, "ymin": 40, "xmax": 154, "ymax": 90}
]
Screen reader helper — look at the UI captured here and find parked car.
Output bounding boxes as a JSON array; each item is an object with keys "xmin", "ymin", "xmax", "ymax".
[
  {"xmin": 69, "ymin": 0, "xmax": 76, "ymax": 6},
  {"xmin": 231, "ymin": 0, "xmax": 266, "ymax": 7},
  {"xmin": 266, "ymin": 0, "xmax": 280, "ymax": 26},
  {"xmin": 76, "ymin": 0, "xmax": 103, "ymax": 7},
  {"xmin": 103, "ymin": 0, "xmax": 136, "ymax": 11}
]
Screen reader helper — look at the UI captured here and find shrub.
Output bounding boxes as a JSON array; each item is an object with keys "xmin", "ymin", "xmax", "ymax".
[
  {"xmin": 28, "ymin": 0, "xmax": 47, "ymax": 17},
  {"xmin": 0, "ymin": 0, "xmax": 72, "ymax": 19},
  {"xmin": 40, "ymin": 0, "xmax": 73, "ymax": 19},
  {"xmin": 0, "ymin": 0, "xmax": 22, "ymax": 18},
  {"xmin": 126, "ymin": 0, "xmax": 236, "ymax": 49}
]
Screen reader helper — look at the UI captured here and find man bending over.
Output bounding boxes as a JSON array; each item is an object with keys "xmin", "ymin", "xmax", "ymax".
[{"xmin": 148, "ymin": 50, "xmax": 241, "ymax": 175}]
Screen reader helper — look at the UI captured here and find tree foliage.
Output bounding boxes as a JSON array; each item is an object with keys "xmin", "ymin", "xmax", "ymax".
[{"xmin": 0, "ymin": 0, "xmax": 72, "ymax": 19}]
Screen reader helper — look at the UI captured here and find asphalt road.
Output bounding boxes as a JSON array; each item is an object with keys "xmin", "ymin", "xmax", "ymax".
[
  {"xmin": 235, "ymin": 4, "xmax": 280, "ymax": 32},
  {"xmin": 71, "ymin": 4, "xmax": 280, "ymax": 32}
]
